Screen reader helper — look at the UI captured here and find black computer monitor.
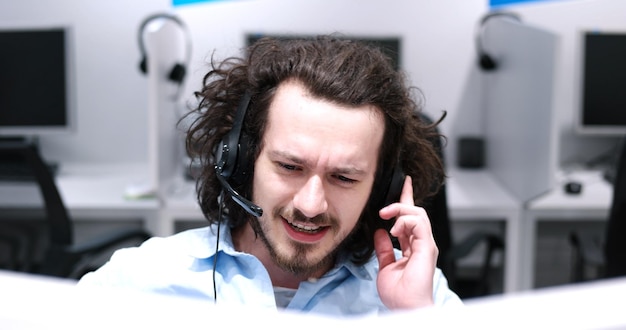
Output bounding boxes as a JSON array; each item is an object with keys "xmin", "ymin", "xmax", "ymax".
[
  {"xmin": 0, "ymin": 27, "xmax": 75, "ymax": 138},
  {"xmin": 577, "ymin": 31, "xmax": 626, "ymax": 136},
  {"xmin": 245, "ymin": 34, "xmax": 401, "ymax": 71}
]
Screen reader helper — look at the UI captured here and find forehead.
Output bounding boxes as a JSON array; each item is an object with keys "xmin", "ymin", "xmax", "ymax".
[{"xmin": 262, "ymin": 80, "xmax": 384, "ymax": 170}]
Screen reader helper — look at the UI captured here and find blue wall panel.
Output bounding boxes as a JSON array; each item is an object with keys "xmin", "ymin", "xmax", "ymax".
[
  {"xmin": 490, "ymin": 0, "xmax": 579, "ymax": 8},
  {"xmin": 173, "ymin": 0, "xmax": 225, "ymax": 6}
]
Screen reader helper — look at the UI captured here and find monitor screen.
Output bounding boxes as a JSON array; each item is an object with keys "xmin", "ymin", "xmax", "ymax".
[
  {"xmin": 577, "ymin": 31, "xmax": 626, "ymax": 135},
  {"xmin": 245, "ymin": 34, "xmax": 401, "ymax": 71},
  {"xmin": 0, "ymin": 27, "xmax": 74, "ymax": 137}
]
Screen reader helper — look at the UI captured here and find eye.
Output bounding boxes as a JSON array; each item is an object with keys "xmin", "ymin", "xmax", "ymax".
[
  {"xmin": 278, "ymin": 162, "xmax": 300, "ymax": 172},
  {"xmin": 333, "ymin": 174, "xmax": 357, "ymax": 185}
]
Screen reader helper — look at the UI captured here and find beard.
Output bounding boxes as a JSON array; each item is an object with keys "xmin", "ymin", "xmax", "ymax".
[{"xmin": 248, "ymin": 206, "xmax": 356, "ymax": 278}]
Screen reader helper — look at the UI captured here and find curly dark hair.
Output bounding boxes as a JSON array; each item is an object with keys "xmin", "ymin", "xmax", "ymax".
[{"xmin": 183, "ymin": 35, "xmax": 445, "ymax": 264}]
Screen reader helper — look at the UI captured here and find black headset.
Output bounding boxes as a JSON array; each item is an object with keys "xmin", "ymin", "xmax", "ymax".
[
  {"xmin": 137, "ymin": 13, "xmax": 191, "ymax": 84},
  {"xmin": 214, "ymin": 92, "xmax": 263, "ymax": 218},
  {"xmin": 214, "ymin": 92, "xmax": 405, "ymax": 219},
  {"xmin": 475, "ymin": 11, "xmax": 522, "ymax": 71}
]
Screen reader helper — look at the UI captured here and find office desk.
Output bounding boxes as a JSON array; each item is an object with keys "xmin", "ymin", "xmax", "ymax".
[
  {"xmin": 160, "ymin": 168, "xmax": 523, "ymax": 293},
  {"xmin": 521, "ymin": 169, "xmax": 612, "ymax": 291},
  {"xmin": 446, "ymin": 169, "xmax": 522, "ymax": 293},
  {"xmin": 0, "ymin": 163, "xmax": 160, "ymax": 234}
]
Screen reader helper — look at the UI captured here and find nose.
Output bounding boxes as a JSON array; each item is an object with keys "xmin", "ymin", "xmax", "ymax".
[{"xmin": 292, "ymin": 175, "xmax": 328, "ymax": 218}]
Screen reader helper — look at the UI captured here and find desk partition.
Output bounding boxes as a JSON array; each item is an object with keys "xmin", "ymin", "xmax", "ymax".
[{"xmin": 482, "ymin": 18, "xmax": 559, "ymax": 203}]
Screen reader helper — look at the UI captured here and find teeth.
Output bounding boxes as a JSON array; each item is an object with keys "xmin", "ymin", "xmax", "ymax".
[{"xmin": 288, "ymin": 221, "xmax": 321, "ymax": 232}]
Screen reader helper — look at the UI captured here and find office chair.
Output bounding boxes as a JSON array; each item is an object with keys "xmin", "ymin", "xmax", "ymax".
[
  {"xmin": 569, "ymin": 137, "xmax": 626, "ymax": 282},
  {"xmin": 0, "ymin": 139, "xmax": 152, "ymax": 279},
  {"xmin": 417, "ymin": 113, "xmax": 505, "ymax": 299}
]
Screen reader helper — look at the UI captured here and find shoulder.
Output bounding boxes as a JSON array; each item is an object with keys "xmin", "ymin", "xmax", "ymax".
[
  {"xmin": 128, "ymin": 226, "xmax": 217, "ymax": 259},
  {"xmin": 432, "ymin": 268, "xmax": 464, "ymax": 307},
  {"xmin": 77, "ymin": 226, "xmax": 218, "ymax": 288}
]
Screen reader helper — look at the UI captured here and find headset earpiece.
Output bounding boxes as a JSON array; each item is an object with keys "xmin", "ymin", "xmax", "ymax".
[
  {"xmin": 139, "ymin": 57, "xmax": 148, "ymax": 74},
  {"xmin": 384, "ymin": 164, "xmax": 405, "ymax": 208},
  {"xmin": 479, "ymin": 53, "xmax": 498, "ymax": 71},
  {"xmin": 215, "ymin": 92, "xmax": 251, "ymax": 183},
  {"xmin": 372, "ymin": 160, "xmax": 405, "ymax": 218},
  {"xmin": 169, "ymin": 63, "xmax": 187, "ymax": 84},
  {"xmin": 376, "ymin": 162, "xmax": 405, "ymax": 238}
]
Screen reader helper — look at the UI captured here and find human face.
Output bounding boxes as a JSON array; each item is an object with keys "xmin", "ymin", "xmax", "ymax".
[{"xmin": 250, "ymin": 80, "xmax": 385, "ymax": 277}]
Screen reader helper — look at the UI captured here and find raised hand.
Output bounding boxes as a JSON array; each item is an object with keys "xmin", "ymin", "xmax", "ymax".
[{"xmin": 374, "ymin": 176, "xmax": 439, "ymax": 309}]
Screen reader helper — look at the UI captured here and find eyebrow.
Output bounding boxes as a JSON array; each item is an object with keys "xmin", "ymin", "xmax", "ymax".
[{"xmin": 268, "ymin": 150, "xmax": 367, "ymax": 176}]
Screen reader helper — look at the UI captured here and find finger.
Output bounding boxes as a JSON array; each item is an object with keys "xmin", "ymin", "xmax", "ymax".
[
  {"xmin": 374, "ymin": 228, "xmax": 396, "ymax": 268},
  {"xmin": 390, "ymin": 212, "xmax": 436, "ymax": 252},
  {"xmin": 399, "ymin": 175, "xmax": 414, "ymax": 205}
]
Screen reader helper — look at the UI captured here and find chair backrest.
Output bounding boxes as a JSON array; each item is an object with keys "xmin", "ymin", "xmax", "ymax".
[
  {"xmin": 604, "ymin": 137, "xmax": 626, "ymax": 278},
  {"xmin": 0, "ymin": 140, "xmax": 72, "ymax": 247},
  {"xmin": 417, "ymin": 113, "xmax": 452, "ymax": 272}
]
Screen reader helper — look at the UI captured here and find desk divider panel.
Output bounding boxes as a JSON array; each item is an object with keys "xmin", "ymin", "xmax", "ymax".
[{"xmin": 482, "ymin": 19, "xmax": 559, "ymax": 203}]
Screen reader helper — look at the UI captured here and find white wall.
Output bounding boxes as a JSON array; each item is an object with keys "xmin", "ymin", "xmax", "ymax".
[{"xmin": 0, "ymin": 0, "xmax": 170, "ymax": 164}]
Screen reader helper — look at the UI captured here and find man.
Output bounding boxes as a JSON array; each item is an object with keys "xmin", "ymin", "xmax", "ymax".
[{"xmin": 78, "ymin": 36, "xmax": 462, "ymax": 314}]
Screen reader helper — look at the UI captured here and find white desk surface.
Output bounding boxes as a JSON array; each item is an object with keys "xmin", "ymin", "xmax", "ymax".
[
  {"xmin": 527, "ymin": 169, "xmax": 611, "ymax": 217},
  {"xmin": 0, "ymin": 163, "xmax": 159, "ymax": 228},
  {"xmin": 446, "ymin": 168, "xmax": 519, "ymax": 217},
  {"xmin": 56, "ymin": 163, "xmax": 159, "ymax": 212}
]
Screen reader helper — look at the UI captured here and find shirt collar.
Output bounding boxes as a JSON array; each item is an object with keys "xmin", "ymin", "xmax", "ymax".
[{"xmin": 326, "ymin": 250, "xmax": 376, "ymax": 281}]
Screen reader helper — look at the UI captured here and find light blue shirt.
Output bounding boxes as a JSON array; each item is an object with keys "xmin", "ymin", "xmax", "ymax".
[{"xmin": 78, "ymin": 225, "xmax": 462, "ymax": 315}]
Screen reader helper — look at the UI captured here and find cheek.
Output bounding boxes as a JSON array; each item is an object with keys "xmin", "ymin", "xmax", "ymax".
[
  {"xmin": 252, "ymin": 161, "xmax": 290, "ymax": 208},
  {"xmin": 330, "ymin": 190, "xmax": 370, "ymax": 229}
]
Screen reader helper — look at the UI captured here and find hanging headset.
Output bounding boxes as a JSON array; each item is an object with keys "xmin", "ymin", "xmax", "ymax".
[
  {"xmin": 137, "ymin": 13, "xmax": 192, "ymax": 86},
  {"xmin": 475, "ymin": 11, "xmax": 522, "ymax": 71}
]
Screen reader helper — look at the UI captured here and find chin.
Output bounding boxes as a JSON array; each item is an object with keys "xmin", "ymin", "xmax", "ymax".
[{"xmin": 272, "ymin": 239, "xmax": 341, "ymax": 277}]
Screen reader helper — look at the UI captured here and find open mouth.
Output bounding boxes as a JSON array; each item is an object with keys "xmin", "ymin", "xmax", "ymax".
[
  {"xmin": 282, "ymin": 218, "xmax": 330, "ymax": 242},
  {"xmin": 287, "ymin": 220, "xmax": 325, "ymax": 233}
]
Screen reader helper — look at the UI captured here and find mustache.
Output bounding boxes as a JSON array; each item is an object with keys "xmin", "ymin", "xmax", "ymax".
[{"xmin": 275, "ymin": 207, "xmax": 332, "ymax": 225}]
